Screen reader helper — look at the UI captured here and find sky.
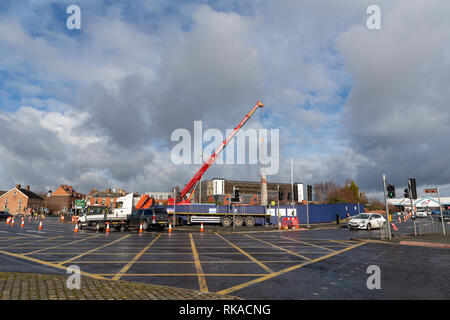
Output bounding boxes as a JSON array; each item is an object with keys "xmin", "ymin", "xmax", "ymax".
[{"xmin": 0, "ymin": 0, "xmax": 449, "ymax": 198}]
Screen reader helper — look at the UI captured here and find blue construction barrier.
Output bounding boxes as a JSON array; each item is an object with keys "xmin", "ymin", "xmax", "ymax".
[{"xmin": 165, "ymin": 203, "xmax": 364, "ymax": 225}]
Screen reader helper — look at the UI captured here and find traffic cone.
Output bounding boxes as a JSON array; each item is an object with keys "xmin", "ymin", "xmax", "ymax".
[
  {"xmin": 139, "ymin": 222, "xmax": 143, "ymax": 233},
  {"xmin": 278, "ymin": 221, "xmax": 281, "ymax": 230},
  {"xmin": 106, "ymin": 222, "xmax": 110, "ymax": 233},
  {"xmin": 200, "ymin": 222, "xmax": 204, "ymax": 232},
  {"xmin": 6, "ymin": 217, "xmax": 10, "ymax": 225},
  {"xmin": 391, "ymin": 223, "xmax": 398, "ymax": 232},
  {"xmin": 168, "ymin": 222, "xmax": 172, "ymax": 234},
  {"xmin": 11, "ymin": 218, "xmax": 14, "ymax": 226},
  {"xmin": 21, "ymin": 220, "xmax": 24, "ymax": 228},
  {"xmin": 74, "ymin": 223, "xmax": 79, "ymax": 233},
  {"xmin": 38, "ymin": 221, "xmax": 43, "ymax": 230}
]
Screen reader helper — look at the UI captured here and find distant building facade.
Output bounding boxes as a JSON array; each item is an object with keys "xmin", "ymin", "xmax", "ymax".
[
  {"xmin": 45, "ymin": 185, "xmax": 85, "ymax": 214},
  {"xmin": 86, "ymin": 188, "xmax": 127, "ymax": 208},
  {"xmin": 0, "ymin": 185, "xmax": 44, "ymax": 215},
  {"xmin": 194, "ymin": 178, "xmax": 305, "ymax": 205}
]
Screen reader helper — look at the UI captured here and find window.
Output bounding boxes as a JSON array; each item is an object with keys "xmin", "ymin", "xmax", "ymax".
[
  {"xmin": 18, "ymin": 204, "xmax": 21, "ymax": 210},
  {"xmin": 13, "ymin": 191, "xmax": 16, "ymax": 196}
]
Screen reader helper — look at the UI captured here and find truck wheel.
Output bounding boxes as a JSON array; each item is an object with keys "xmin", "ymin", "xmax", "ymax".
[
  {"xmin": 244, "ymin": 216, "xmax": 256, "ymax": 227},
  {"xmin": 96, "ymin": 222, "xmax": 101, "ymax": 231},
  {"xmin": 142, "ymin": 221, "xmax": 148, "ymax": 231},
  {"xmin": 221, "ymin": 217, "xmax": 232, "ymax": 227},
  {"xmin": 234, "ymin": 216, "xmax": 244, "ymax": 227}
]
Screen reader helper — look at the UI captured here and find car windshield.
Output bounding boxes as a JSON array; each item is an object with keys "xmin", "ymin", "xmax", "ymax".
[{"xmin": 352, "ymin": 214, "xmax": 370, "ymax": 219}]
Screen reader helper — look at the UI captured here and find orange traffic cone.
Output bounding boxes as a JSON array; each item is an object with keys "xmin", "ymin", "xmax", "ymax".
[
  {"xmin": 74, "ymin": 223, "xmax": 79, "ymax": 233},
  {"xmin": 139, "ymin": 222, "xmax": 143, "ymax": 233},
  {"xmin": 38, "ymin": 221, "xmax": 43, "ymax": 230},
  {"xmin": 6, "ymin": 217, "xmax": 10, "ymax": 225},
  {"xmin": 11, "ymin": 218, "xmax": 15, "ymax": 226},
  {"xmin": 21, "ymin": 220, "xmax": 24, "ymax": 228},
  {"xmin": 106, "ymin": 222, "xmax": 110, "ymax": 233},
  {"xmin": 168, "ymin": 222, "xmax": 172, "ymax": 234},
  {"xmin": 200, "ymin": 222, "xmax": 204, "ymax": 232}
]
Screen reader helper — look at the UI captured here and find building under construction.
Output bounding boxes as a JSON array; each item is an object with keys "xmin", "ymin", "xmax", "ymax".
[{"xmin": 193, "ymin": 178, "xmax": 304, "ymax": 205}]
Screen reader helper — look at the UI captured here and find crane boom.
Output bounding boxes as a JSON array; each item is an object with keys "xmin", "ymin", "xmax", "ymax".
[{"xmin": 172, "ymin": 101, "xmax": 264, "ymax": 205}]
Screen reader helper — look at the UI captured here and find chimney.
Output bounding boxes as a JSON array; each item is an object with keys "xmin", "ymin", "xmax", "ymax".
[
  {"xmin": 25, "ymin": 185, "xmax": 30, "ymax": 191},
  {"xmin": 16, "ymin": 184, "xmax": 21, "ymax": 189}
]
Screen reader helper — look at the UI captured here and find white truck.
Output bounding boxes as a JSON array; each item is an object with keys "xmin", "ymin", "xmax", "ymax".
[{"xmin": 78, "ymin": 193, "xmax": 140, "ymax": 231}]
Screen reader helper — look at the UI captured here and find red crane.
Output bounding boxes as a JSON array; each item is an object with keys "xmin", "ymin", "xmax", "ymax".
[{"xmin": 167, "ymin": 100, "xmax": 264, "ymax": 205}]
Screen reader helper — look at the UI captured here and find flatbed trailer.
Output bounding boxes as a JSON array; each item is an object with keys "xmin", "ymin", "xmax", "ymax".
[{"xmin": 168, "ymin": 212, "xmax": 270, "ymax": 227}]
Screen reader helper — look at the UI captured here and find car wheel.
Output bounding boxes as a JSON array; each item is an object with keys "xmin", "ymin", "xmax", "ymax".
[
  {"xmin": 142, "ymin": 221, "xmax": 149, "ymax": 231},
  {"xmin": 120, "ymin": 225, "xmax": 126, "ymax": 232},
  {"xmin": 96, "ymin": 222, "xmax": 101, "ymax": 231},
  {"xmin": 366, "ymin": 223, "xmax": 372, "ymax": 231}
]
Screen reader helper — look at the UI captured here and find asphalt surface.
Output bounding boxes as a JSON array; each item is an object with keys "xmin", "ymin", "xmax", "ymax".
[{"xmin": 0, "ymin": 216, "xmax": 448, "ymax": 299}]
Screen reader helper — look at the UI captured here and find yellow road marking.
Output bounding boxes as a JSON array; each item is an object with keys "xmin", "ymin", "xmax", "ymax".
[
  {"xmin": 0, "ymin": 250, "xmax": 108, "ymax": 280},
  {"xmin": 216, "ymin": 241, "xmax": 367, "ymax": 295},
  {"xmin": 112, "ymin": 235, "xmax": 161, "ymax": 280},
  {"xmin": 23, "ymin": 234, "xmax": 100, "ymax": 255},
  {"xmin": 1, "ymin": 236, "xmax": 64, "ymax": 248},
  {"xmin": 280, "ymin": 236, "xmax": 336, "ymax": 252},
  {"xmin": 96, "ymin": 273, "xmax": 268, "ymax": 277},
  {"xmin": 244, "ymin": 234, "xmax": 312, "ymax": 261},
  {"xmin": 215, "ymin": 233, "xmax": 273, "ymax": 273},
  {"xmin": 189, "ymin": 233, "xmax": 208, "ymax": 292},
  {"xmin": 57, "ymin": 260, "xmax": 304, "ymax": 264},
  {"xmin": 57, "ymin": 235, "xmax": 131, "ymax": 266}
]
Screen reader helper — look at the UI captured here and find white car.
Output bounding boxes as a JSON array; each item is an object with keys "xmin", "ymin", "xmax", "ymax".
[
  {"xmin": 348, "ymin": 213, "xmax": 387, "ymax": 230},
  {"xmin": 415, "ymin": 209, "xmax": 427, "ymax": 218}
]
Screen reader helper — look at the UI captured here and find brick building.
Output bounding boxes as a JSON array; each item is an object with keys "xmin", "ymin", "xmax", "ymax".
[
  {"xmin": 0, "ymin": 185, "xmax": 44, "ymax": 215},
  {"xmin": 194, "ymin": 178, "xmax": 305, "ymax": 205},
  {"xmin": 86, "ymin": 188, "xmax": 127, "ymax": 208},
  {"xmin": 45, "ymin": 185, "xmax": 85, "ymax": 214}
]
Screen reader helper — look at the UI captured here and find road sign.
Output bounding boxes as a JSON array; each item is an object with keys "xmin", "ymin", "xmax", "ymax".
[{"xmin": 424, "ymin": 188, "xmax": 437, "ymax": 193}]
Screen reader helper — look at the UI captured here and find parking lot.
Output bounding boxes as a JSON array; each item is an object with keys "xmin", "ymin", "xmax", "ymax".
[{"xmin": 0, "ymin": 217, "xmax": 449, "ymax": 299}]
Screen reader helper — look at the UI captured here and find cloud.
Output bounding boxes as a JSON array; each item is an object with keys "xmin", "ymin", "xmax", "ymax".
[{"xmin": 336, "ymin": 0, "xmax": 450, "ymax": 190}]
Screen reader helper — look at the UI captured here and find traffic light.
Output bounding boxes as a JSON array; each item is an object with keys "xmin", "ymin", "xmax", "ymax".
[
  {"xmin": 387, "ymin": 184, "xmax": 396, "ymax": 198},
  {"xmin": 404, "ymin": 188, "xmax": 409, "ymax": 198},
  {"xmin": 409, "ymin": 178, "xmax": 417, "ymax": 199},
  {"xmin": 232, "ymin": 187, "xmax": 240, "ymax": 202},
  {"xmin": 307, "ymin": 185, "xmax": 313, "ymax": 201},
  {"xmin": 278, "ymin": 191, "xmax": 284, "ymax": 201}
]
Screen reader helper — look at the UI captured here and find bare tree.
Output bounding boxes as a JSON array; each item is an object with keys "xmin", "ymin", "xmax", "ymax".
[{"xmin": 313, "ymin": 181, "xmax": 339, "ymax": 204}]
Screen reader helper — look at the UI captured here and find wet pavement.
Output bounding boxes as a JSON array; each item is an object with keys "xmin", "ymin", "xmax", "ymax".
[{"xmin": 0, "ymin": 217, "xmax": 448, "ymax": 299}]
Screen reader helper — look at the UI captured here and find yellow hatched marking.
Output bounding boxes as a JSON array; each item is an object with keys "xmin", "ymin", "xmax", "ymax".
[
  {"xmin": 23, "ymin": 234, "xmax": 100, "ymax": 255},
  {"xmin": 2, "ymin": 236, "xmax": 64, "ymax": 248},
  {"xmin": 216, "ymin": 241, "xmax": 367, "ymax": 295},
  {"xmin": 244, "ymin": 234, "xmax": 312, "ymax": 261},
  {"xmin": 96, "ymin": 273, "xmax": 267, "ymax": 277},
  {"xmin": 112, "ymin": 235, "xmax": 161, "ymax": 280},
  {"xmin": 0, "ymin": 250, "xmax": 108, "ymax": 280},
  {"xmin": 189, "ymin": 234, "xmax": 208, "ymax": 292},
  {"xmin": 59, "ymin": 260, "xmax": 304, "ymax": 264},
  {"xmin": 215, "ymin": 233, "xmax": 273, "ymax": 273},
  {"xmin": 57, "ymin": 235, "xmax": 131, "ymax": 266},
  {"xmin": 280, "ymin": 236, "xmax": 336, "ymax": 252}
]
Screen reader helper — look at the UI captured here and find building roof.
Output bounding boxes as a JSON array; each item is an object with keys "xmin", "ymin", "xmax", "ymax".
[
  {"xmin": 17, "ymin": 188, "xmax": 44, "ymax": 200},
  {"xmin": 89, "ymin": 191, "xmax": 124, "ymax": 198}
]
